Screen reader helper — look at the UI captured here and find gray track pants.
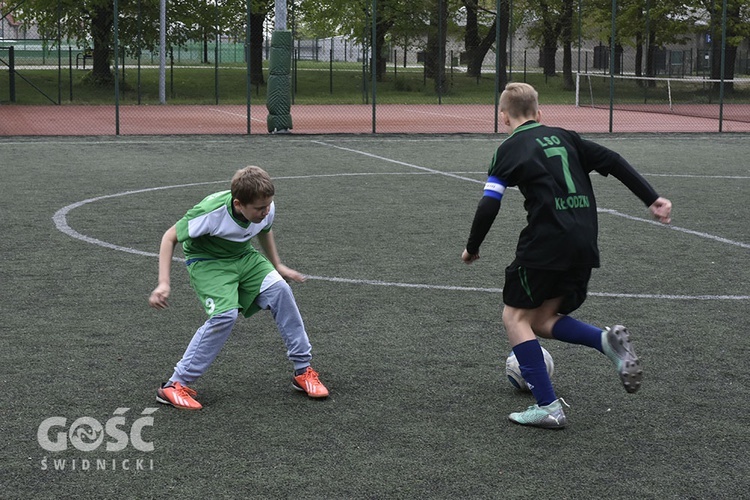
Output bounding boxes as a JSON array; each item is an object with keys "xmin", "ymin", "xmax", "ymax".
[{"xmin": 170, "ymin": 280, "xmax": 313, "ymax": 384}]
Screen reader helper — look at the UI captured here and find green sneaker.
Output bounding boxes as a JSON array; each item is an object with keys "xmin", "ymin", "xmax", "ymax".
[
  {"xmin": 602, "ymin": 325, "xmax": 643, "ymax": 394},
  {"xmin": 508, "ymin": 398, "xmax": 569, "ymax": 429}
]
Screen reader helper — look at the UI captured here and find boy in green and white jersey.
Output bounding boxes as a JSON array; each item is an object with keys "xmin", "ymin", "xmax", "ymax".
[{"xmin": 149, "ymin": 166, "xmax": 328, "ymax": 410}]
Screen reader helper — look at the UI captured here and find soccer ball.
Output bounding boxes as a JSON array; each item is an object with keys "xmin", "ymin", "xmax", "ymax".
[{"xmin": 505, "ymin": 346, "xmax": 555, "ymax": 391}]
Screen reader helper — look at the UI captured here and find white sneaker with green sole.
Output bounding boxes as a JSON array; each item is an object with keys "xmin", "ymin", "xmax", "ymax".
[{"xmin": 508, "ymin": 398, "xmax": 569, "ymax": 429}]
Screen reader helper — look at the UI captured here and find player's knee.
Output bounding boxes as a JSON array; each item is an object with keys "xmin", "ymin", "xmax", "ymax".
[
  {"xmin": 502, "ymin": 305, "xmax": 522, "ymax": 327},
  {"xmin": 209, "ymin": 308, "xmax": 239, "ymax": 326},
  {"xmin": 270, "ymin": 279, "xmax": 295, "ymax": 299}
]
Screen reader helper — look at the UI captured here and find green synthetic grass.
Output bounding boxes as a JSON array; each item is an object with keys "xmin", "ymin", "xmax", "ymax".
[{"xmin": 2, "ymin": 134, "xmax": 748, "ymax": 498}]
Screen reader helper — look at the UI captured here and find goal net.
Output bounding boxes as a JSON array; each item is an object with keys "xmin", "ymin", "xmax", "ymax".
[{"xmin": 575, "ymin": 72, "xmax": 750, "ymax": 123}]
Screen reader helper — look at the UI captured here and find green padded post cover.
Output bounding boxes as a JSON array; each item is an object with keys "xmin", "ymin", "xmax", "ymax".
[{"xmin": 267, "ymin": 30, "xmax": 293, "ymax": 133}]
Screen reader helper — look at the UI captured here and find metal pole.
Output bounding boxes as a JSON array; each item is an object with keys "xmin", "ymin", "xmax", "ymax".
[
  {"xmin": 159, "ymin": 0, "xmax": 166, "ymax": 103},
  {"xmin": 137, "ymin": 0, "xmax": 142, "ymax": 104},
  {"xmin": 645, "ymin": 0, "xmax": 650, "ymax": 103},
  {"xmin": 114, "ymin": 0, "xmax": 120, "ymax": 134},
  {"xmin": 609, "ymin": 0, "xmax": 616, "ymax": 133},
  {"xmin": 275, "ymin": 0, "xmax": 286, "ymax": 30},
  {"xmin": 577, "ymin": 0, "xmax": 581, "ymax": 73},
  {"xmin": 8, "ymin": 47, "xmax": 15, "ymax": 102},
  {"xmin": 57, "ymin": 0, "xmax": 61, "ymax": 104},
  {"xmin": 438, "ymin": 0, "xmax": 443, "ymax": 104},
  {"xmin": 371, "ymin": 0, "xmax": 377, "ymax": 133},
  {"xmin": 330, "ymin": 37, "xmax": 333, "ymax": 94},
  {"xmin": 494, "ymin": 0, "xmax": 501, "ymax": 133},
  {"xmin": 246, "ymin": 0, "xmax": 251, "ymax": 134},
  {"xmin": 215, "ymin": 1, "xmax": 219, "ymax": 105},
  {"xmin": 68, "ymin": 47, "xmax": 73, "ymax": 101},
  {"xmin": 718, "ymin": 0, "xmax": 727, "ymax": 132},
  {"xmin": 508, "ymin": 0, "xmax": 513, "ymax": 80}
]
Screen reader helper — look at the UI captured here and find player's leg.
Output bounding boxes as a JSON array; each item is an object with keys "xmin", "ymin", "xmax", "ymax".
[
  {"xmin": 238, "ymin": 253, "xmax": 328, "ymax": 398},
  {"xmin": 552, "ymin": 317, "xmax": 643, "ymax": 394},
  {"xmin": 253, "ymin": 279, "xmax": 328, "ymax": 398},
  {"xmin": 504, "ymin": 305, "xmax": 557, "ymax": 404},
  {"xmin": 502, "ymin": 262, "xmax": 567, "ymax": 429},
  {"xmin": 600, "ymin": 325, "xmax": 643, "ymax": 393},
  {"xmin": 157, "ymin": 260, "xmax": 242, "ymax": 410},
  {"xmin": 548, "ymin": 315, "xmax": 605, "ymax": 350},
  {"xmin": 504, "ymin": 305, "xmax": 569, "ymax": 429},
  {"xmin": 542, "ymin": 267, "xmax": 642, "ymax": 393},
  {"xmin": 171, "ymin": 309, "xmax": 239, "ymax": 385},
  {"xmin": 540, "ymin": 267, "xmax": 605, "ymax": 349}
]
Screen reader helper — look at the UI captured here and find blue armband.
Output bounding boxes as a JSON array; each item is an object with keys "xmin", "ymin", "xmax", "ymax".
[{"xmin": 483, "ymin": 175, "xmax": 506, "ymax": 201}]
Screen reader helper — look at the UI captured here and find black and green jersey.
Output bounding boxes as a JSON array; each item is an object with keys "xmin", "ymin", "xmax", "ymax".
[{"xmin": 467, "ymin": 121, "xmax": 658, "ymax": 270}]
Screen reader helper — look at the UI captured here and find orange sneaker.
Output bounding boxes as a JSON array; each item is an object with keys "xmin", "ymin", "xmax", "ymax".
[
  {"xmin": 156, "ymin": 381, "xmax": 203, "ymax": 410},
  {"xmin": 292, "ymin": 367, "xmax": 329, "ymax": 398}
]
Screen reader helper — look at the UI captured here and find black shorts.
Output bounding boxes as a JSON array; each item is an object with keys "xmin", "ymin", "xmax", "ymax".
[{"xmin": 503, "ymin": 260, "xmax": 592, "ymax": 314}]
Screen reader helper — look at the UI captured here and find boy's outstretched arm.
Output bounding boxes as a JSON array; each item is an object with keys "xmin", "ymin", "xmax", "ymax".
[
  {"xmin": 256, "ymin": 230, "xmax": 306, "ymax": 283},
  {"xmin": 606, "ymin": 156, "xmax": 672, "ymax": 225},
  {"xmin": 649, "ymin": 197, "xmax": 672, "ymax": 224},
  {"xmin": 149, "ymin": 225, "xmax": 178, "ymax": 309},
  {"xmin": 462, "ymin": 196, "xmax": 502, "ymax": 264}
]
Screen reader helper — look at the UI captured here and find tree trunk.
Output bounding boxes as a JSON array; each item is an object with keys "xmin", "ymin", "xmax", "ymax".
[
  {"xmin": 712, "ymin": 44, "xmax": 737, "ymax": 93},
  {"xmin": 249, "ymin": 10, "xmax": 265, "ymax": 85},
  {"xmin": 562, "ymin": 42, "xmax": 572, "ymax": 89},
  {"xmin": 373, "ymin": 18, "xmax": 393, "ymax": 82},
  {"xmin": 710, "ymin": 3, "xmax": 739, "ymax": 92},
  {"xmin": 203, "ymin": 30, "xmax": 209, "ymax": 64},
  {"xmin": 635, "ymin": 33, "xmax": 643, "ymax": 78},
  {"xmin": 425, "ymin": 0, "xmax": 448, "ymax": 92},
  {"xmin": 645, "ymin": 32, "xmax": 656, "ymax": 88},
  {"xmin": 542, "ymin": 44, "xmax": 557, "ymax": 76},
  {"xmin": 560, "ymin": 0, "xmax": 574, "ymax": 89},
  {"xmin": 90, "ymin": 3, "xmax": 114, "ymax": 85},
  {"xmin": 539, "ymin": 0, "xmax": 559, "ymax": 76},
  {"xmin": 463, "ymin": 0, "xmax": 479, "ymax": 77},
  {"xmin": 375, "ymin": 29, "xmax": 387, "ymax": 81},
  {"xmin": 465, "ymin": 0, "xmax": 508, "ymax": 84}
]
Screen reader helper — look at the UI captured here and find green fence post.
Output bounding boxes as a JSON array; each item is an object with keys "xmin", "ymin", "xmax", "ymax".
[
  {"xmin": 371, "ymin": 0, "xmax": 377, "ymax": 133},
  {"xmin": 9, "ymin": 46, "xmax": 16, "ymax": 102},
  {"xmin": 68, "ymin": 46, "xmax": 73, "ymax": 101},
  {"xmin": 718, "ymin": 0, "xmax": 727, "ymax": 132}
]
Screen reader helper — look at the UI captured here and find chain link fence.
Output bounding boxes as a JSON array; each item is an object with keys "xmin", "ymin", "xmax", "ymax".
[{"xmin": 1, "ymin": 0, "xmax": 749, "ymax": 135}]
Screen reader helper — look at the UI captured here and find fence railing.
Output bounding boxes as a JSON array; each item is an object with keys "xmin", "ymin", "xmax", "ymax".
[{"xmin": 1, "ymin": 0, "xmax": 748, "ymax": 135}]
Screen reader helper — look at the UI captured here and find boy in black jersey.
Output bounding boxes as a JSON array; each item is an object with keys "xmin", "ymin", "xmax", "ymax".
[{"xmin": 462, "ymin": 83, "xmax": 672, "ymax": 429}]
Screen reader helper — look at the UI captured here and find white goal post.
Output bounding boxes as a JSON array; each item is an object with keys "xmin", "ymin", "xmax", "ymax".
[{"xmin": 575, "ymin": 72, "xmax": 750, "ymax": 110}]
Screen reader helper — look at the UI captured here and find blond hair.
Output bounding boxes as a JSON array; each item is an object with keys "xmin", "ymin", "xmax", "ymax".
[
  {"xmin": 231, "ymin": 166, "xmax": 275, "ymax": 204},
  {"xmin": 499, "ymin": 82, "xmax": 539, "ymax": 120}
]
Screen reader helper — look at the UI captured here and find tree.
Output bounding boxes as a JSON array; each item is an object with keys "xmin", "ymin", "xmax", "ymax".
[
  {"xmin": 462, "ymin": 0, "xmax": 508, "ymax": 82},
  {"xmin": 16, "ymin": 0, "xmax": 270, "ymax": 87},
  {"xmin": 700, "ymin": 0, "xmax": 750, "ymax": 91},
  {"xmin": 559, "ymin": 0, "xmax": 574, "ymax": 89},
  {"xmin": 424, "ymin": 0, "xmax": 449, "ymax": 91},
  {"xmin": 584, "ymin": 0, "xmax": 693, "ymax": 78},
  {"xmin": 537, "ymin": 0, "xmax": 563, "ymax": 76},
  {"xmin": 298, "ymin": 0, "xmax": 411, "ymax": 82}
]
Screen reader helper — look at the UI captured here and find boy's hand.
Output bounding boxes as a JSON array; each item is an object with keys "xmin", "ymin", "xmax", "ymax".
[
  {"xmin": 277, "ymin": 264, "xmax": 306, "ymax": 283},
  {"xmin": 462, "ymin": 249, "xmax": 480, "ymax": 264},
  {"xmin": 649, "ymin": 197, "xmax": 672, "ymax": 224},
  {"xmin": 149, "ymin": 283, "xmax": 171, "ymax": 309}
]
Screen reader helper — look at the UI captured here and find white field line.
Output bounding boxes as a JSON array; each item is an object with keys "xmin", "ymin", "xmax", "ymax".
[
  {"xmin": 50, "ymin": 155, "xmax": 749, "ymax": 301},
  {"xmin": 313, "ymin": 140, "xmax": 750, "ymax": 250}
]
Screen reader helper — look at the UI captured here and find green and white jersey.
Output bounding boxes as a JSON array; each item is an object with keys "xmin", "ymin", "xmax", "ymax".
[{"xmin": 175, "ymin": 190, "xmax": 274, "ymax": 260}]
